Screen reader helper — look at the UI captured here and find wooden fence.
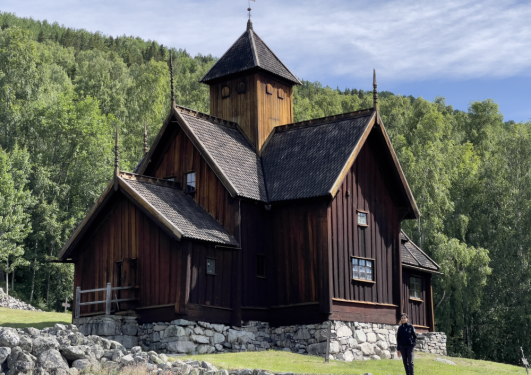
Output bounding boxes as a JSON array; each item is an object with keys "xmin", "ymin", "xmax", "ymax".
[{"xmin": 75, "ymin": 283, "xmax": 136, "ymax": 318}]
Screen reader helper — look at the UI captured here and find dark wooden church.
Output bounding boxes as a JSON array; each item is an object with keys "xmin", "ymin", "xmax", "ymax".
[{"xmin": 59, "ymin": 20, "xmax": 441, "ymax": 332}]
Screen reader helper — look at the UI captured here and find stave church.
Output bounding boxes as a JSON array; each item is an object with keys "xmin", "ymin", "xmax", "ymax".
[{"xmin": 59, "ymin": 19, "xmax": 441, "ymax": 333}]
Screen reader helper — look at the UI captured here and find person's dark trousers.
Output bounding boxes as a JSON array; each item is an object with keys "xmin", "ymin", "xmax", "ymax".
[{"xmin": 400, "ymin": 346, "xmax": 414, "ymax": 375}]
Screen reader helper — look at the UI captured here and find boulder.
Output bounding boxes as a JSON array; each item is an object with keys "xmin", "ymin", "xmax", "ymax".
[
  {"xmin": 366, "ymin": 332, "xmax": 377, "ymax": 343},
  {"xmin": 293, "ymin": 329, "xmax": 311, "ymax": 340},
  {"xmin": 359, "ymin": 342, "xmax": 374, "ymax": 356},
  {"xmin": 211, "ymin": 333, "xmax": 225, "ymax": 345},
  {"xmin": 7, "ymin": 347, "xmax": 36, "ymax": 374},
  {"xmin": 0, "ymin": 329, "xmax": 19, "ymax": 348},
  {"xmin": 197, "ymin": 345, "xmax": 215, "ymax": 354},
  {"xmin": 60, "ymin": 346, "xmax": 87, "ymax": 361},
  {"xmin": 354, "ymin": 330, "xmax": 367, "ymax": 343},
  {"xmin": 211, "ymin": 324, "xmax": 224, "ymax": 333},
  {"xmin": 0, "ymin": 347, "xmax": 11, "ymax": 364},
  {"xmin": 23, "ymin": 328, "xmax": 41, "ymax": 337},
  {"xmin": 172, "ymin": 319, "xmax": 194, "ymax": 326},
  {"xmin": 336, "ymin": 326, "xmax": 353, "ymax": 338},
  {"xmin": 95, "ymin": 320, "xmax": 116, "ymax": 336},
  {"xmin": 122, "ymin": 324, "xmax": 138, "ymax": 336},
  {"xmin": 18, "ymin": 336, "xmax": 33, "ymax": 352},
  {"xmin": 37, "ymin": 349, "xmax": 69, "ymax": 371},
  {"xmin": 121, "ymin": 354, "xmax": 135, "ymax": 366},
  {"xmin": 32, "ymin": 337, "xmax": 60, "ymax": 356},
  {"xmin": 164, "ymin": 325, "xmax": 186, "ymax": 339},
  {"xmin": 122, "ymin": 335, "xmax": 138, "ymax": 349},
  {"xmin": 191, "ymin": 335, "xmax": 209, "ymax": 344},
  {"xmin": 343, "ymin": 350, "xmax": 354, "ymax": 362}
]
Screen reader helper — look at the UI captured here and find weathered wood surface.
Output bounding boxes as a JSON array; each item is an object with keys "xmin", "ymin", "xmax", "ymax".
[
  {"xmin": 402, "ymin": 269, "xmax": 428, "ymax": 328},
  {"xmin": 329, "ymin": 133, "xmax": 400, "ymax": 306},
  {"xmin": 210, "ymin": 72, "xmax": 293, "ymax": 153}
]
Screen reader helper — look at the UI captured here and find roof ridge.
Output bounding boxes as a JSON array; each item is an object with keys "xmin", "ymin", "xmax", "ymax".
[
  {"xmin": 275, "ymin": 108, "xmax": 375, "ymax": 133},
  {"xmin": 119, "ymin": 171, "xmax": 179, "ymax": 188},
  {"xmin": 174, "ymin": 104, "xmax": 239, "ymax": 129},
  {"xmin": 251, "ymin": 31, "xmax": 300, "ymax": 85},
  {"xmin": 249, "ymin": 29, "xmax": 259, "ymax": 67}
]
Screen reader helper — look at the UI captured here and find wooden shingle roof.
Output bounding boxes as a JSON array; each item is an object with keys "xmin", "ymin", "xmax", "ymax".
[
  {"xmin": 200, "ymin": 21, "xmax": 301, "ymax": 85},
  {"xmin": 262, "ymin": 111, "xmax": 375, "ymax": 202},
  {"xmin": 401, "ymin": 231, "xmax": 441, "ymax": 274}
]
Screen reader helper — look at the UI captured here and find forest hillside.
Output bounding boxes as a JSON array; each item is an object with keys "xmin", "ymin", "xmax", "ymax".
[{"xmin": 0, "ymin": 12, "xmax": 530, "ymax": 366}]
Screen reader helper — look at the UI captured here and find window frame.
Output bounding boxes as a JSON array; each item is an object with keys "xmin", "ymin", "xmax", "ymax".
[
  {"xmin": 256, "ymin": 254, "xmax": 266, "ymax": 278},
  {"xmin": 351, "ymin": 256, "xmax": 376, "ymax": 283},
  {"xmin": 409, "ymin": 275, "xmax": 423, "ymax": 301},
  {"xmin": 184, "ymin": 171, "xmax": 196, "ymax": 194},
  {"xmin": 206, "ymin": 257, "xmax": 216, "ymax": 276},
  {"xmin": 357, "ymin": 209, "xmax": 369, "ymax": 227}
]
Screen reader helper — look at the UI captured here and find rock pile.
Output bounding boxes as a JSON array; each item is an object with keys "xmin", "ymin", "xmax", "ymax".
[
  {"xmin": 0, "ymin": 324, "xmax": 240, "ymax": 375},
  {"xmin": 0, "ymin": 288, "xmax": 41, "ymax": 311}
]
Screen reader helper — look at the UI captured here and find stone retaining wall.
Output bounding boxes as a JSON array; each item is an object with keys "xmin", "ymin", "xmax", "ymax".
[{"xmin": 73, "ymin": 316, "xmax": 446, "ymax": 361}]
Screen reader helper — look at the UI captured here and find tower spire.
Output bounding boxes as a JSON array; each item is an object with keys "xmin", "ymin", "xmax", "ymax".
[
  {"xmin": 143, "ymin": 122, "xmax": 148, "ymax": 155},
  {"xmin": 247, "ymin": 0, "xmax": 253, "ymax": 30},
  {"xmin": 170, "ymin": 50, "xmax": 175, "ymax": 103},
  {"xmin": 373, "ymin": 69, "xmax": 378, "ymax": 110},
  {"xmin": 114, "ymin": 122, "xmax": 119, "ymax": 191}
]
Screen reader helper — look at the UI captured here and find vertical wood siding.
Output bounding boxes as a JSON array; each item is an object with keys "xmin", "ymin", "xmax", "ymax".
[
  {"xmin": 209, "ymin": 73, "xmax": 293, "ymax": 152},
  {"xmin": 329, "ymin": 136, "xmax": 400, "ymax": 305},
  {"xmin": 153, "ymin": 129, "xmax": 239, "ymax": 237},
  {"xmin": 269, "ymin": 200, "xmax": 328, "ymax": 307},
  {"xmin": 402, "ymin": 269, "xmax": 428, "ymax": 327},
  {"xmin": 72, "ymin": 194, "xmax": 233, "ymax": 317}
]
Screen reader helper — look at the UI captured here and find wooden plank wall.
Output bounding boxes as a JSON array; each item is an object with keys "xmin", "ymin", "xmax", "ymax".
[
  {"xmin": 209, "ymin": 72, "xmax": 293, "ymax": 152},
  {"xmin": 329, "ymin": 137, "xmax": 400, "ymax": 305},
  {"xmin": 269, "ymin": 200, "xmax": 328, "ymax": 308},
  {"xmin": 153, "ymin": 128, "xmax": 239, "ymax": 237},
  {"xmin": 72, "ymin": 193, "xmax": 234, "ymax": 317},
  {"xmin": 402, "ymin": 269, "xmax": 428, "ymax": 328},
  {"xmin": 240, "ymin": 201, "xmax": 269, "ymax": 309}
]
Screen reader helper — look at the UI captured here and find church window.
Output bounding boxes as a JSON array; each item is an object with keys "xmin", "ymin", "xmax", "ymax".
[
  {"xmin": 352, "ymin": 257, "xmax": 374, "ymax": 281},
  {"xmin": 237, "ymin": 82, "xmax": 246, "ymax": 94},
  {"xmin": 222, "ymin": 86, "xmax": 230, "ymax": 98},
  {"xmin": 357, "ymin": 210, "xmax": 368, "ymax": 226},
  {"xmin": 410, "ymin": 276, "xmax": 422, "ymax": 299},
  {"xmin": 206, "ymin": 258, "xmax": 216, "ymax": 275},
  {"xmin": 185, "ymin": 172, "xmax": 196, "ymax": 193},
  {"xmin": 266, "ymin": 83, "xmax": 273, "ymax": 95},
  {"xmin": 278, "ymin": 88, "xmax": 284, "ymax": 99},
  {"xmin": 257, "ymin": 255, "xmax": 266, "ymax": 277}
]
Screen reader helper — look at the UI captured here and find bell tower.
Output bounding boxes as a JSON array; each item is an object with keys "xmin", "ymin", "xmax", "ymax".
[{"xmin": 200, "ymin": 20, "xmax": 301, "ymax": 154}]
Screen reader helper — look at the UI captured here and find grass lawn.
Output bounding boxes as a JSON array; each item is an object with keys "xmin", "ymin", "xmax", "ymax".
[
  {"xmin": 0, "ymin": 307, "xmax": 72, "ymax": 329},
  {"xmin": 175, "ymin": 350, "xmax": 525, "ymax": 375}
]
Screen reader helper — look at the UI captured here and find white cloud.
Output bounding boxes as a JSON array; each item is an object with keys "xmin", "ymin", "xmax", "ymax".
[{"xmin": 2, "ymin": 0, "xmax": 531, "ymax": 82}]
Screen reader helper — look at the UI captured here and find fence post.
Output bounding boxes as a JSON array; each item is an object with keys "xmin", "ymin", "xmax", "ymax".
[
  {"xmin": 75, "ymin": 287, "xmax": 81, "ymax": 319},
  {"xmin": 105, "ymin": 283, "xmax": 112, "ymax": 315}
]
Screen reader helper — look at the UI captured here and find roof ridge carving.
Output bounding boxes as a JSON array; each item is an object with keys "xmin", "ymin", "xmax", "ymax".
[
  {"xmin": 119, "ymin": 171, "xmax": 179, "ymax": 188},
  {"xmin": 274, "ymin": 108, "xmax": 375, "ymax": 133},
  {"xmin": 174, "ymin": 104, "xmax": 239, "ymax": 128}
]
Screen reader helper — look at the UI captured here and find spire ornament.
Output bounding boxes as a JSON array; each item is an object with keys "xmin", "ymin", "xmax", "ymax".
[
  {"xmin": 373, "ymin": 69, "xmax": 378, "ymax": 110},
  {"xmin": 143, "ymin": 122, "xmax": 148, "ymax": 155},
  {"xmin": 114, "ymin": 122, "xmax": 120, "ymax": 191},
  {"xmin": 170, "ymin": 50, "xmax": 175, "ymax": 103}
]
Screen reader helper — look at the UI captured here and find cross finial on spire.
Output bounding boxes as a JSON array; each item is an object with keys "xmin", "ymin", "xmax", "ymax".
[
  {"xmin": 373, "ymin": 69, "xmax": 378, "ymax": 110},
  {"xmin": 143, "ymin": 122, "xmax": 148, "ymax": 155},
  {"xmin": 170, "ymin": 50, "xmax": 175, "ymax": 103}
]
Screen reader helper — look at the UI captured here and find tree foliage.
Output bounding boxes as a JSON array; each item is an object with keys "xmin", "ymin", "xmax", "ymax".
[{"xmin": 1, "ymin": 11, "xmax": 530, "ymax": 366}]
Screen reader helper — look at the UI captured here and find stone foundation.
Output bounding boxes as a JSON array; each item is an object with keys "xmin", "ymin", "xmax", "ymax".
[{"xmin": 73, "ymin": 316, "xmax": 446, "ymax": 361}]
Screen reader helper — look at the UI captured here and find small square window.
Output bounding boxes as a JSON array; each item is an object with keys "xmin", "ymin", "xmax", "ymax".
[
  {"xmin": 166, "ymin": 177, "xmax": 175, "ymax": 182},
  {"xmin": 410, "ymin": 276, "xmax": 422, "ymax": 299},
  {"xmin": 358, "ymin": 212, "xmax": 368, "ymax": 226},
  {"xmin": 257, "ymin": 255, "xmax": 266, "ymax": 277},
  {"xmin": 186, "ymin": 172, "xmax": 196, "ymax": 193},
  {"xmin": 206, "ymin": 258, "xmax": 216, "ymax": 275},
  {"xmin": 352, "ymin": 258, "xmax": 373, "ymax": 281}
]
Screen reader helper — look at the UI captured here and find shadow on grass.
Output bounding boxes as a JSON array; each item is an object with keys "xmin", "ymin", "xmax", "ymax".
[{"xmin": 0, "ymin": 321, "xmax": 70, "ymax": 330}]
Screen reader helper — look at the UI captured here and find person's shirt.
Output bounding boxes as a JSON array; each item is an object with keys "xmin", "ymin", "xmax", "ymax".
[{"xmin": 396, "ymin": 322, "xmax": 417, "ymax": 350}]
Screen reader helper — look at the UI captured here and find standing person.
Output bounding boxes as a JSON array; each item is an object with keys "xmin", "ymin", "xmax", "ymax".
[{"xmin": 397, "ymin": 313, "xmax": 417, "ymax": 375}]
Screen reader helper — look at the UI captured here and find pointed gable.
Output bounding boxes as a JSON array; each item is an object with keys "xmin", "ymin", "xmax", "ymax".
[{"xmin": 200, "ymin": 24, "xmax": 300, "ymax": 85}]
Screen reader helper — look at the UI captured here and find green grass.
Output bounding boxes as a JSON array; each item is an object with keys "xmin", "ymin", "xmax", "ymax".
[
  {"xmin": 175, "ymin": 350, "xmax": 526, "ymax": 375},
  {"xmin": 0, "ymin": 307, "xmax": 71, "ymax": 329}
]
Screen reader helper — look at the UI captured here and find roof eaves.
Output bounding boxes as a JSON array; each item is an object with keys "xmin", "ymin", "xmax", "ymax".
[
  {"xmin": 58, "ymin": 180, "xmax": 115, "ymax": 260},
  {"xmin": 199, "ymin": 30, "xmax": 248, "ymax": 83},
  {"xmin": 328, "ymin": 111, "xmax": 376, "ymax": 198},
  {"xmin": 377, "ymin": 113, "xmax": 421, "ymax": 219},
  {"xmin": 252, "ymin": 32, "xmax": 301, "ymax": 85},
  {"xmin": 401, "ymin": 230, "xmax": 441, "ymax": 271}
]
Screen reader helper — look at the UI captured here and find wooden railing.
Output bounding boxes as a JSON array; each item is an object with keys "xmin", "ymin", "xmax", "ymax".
[{"xmin": 75, "ymin": 283, "xmax": 136, "ymax": 318}]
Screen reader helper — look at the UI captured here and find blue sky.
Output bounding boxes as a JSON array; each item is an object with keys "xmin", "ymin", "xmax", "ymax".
[{"xmin": 2, "ymin": 0, "xmax": 530, "ymax": 122}]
